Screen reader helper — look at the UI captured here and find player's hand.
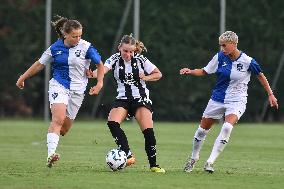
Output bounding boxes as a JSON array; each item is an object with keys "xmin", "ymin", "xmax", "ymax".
[
  {"xmin": 16, "ymin": 76, "xmax": 25, "ymax": 89},
  {"xmin": 139, "ymin": 72, "xmax": 148, "ymax": 81},
  {"xmin": 180, "ymin": 68, "xmax": 192, "ymax": 75},
  {"xmin": 89, "ymin": 82, "xmax": 103, "ymax": 95},
  {"xmin": 268, "ymin": 94, "xmax": 279, "ymax": 109},
  {"xmin": 86, "ymin": 69, "xmax": 94, "ymax": 78}
]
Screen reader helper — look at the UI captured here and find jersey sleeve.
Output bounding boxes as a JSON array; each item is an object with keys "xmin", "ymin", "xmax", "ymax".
[
  {"xmin": 203, "ymin": 53, "xmax": 219, "ymax": 74},
  {"xmin": 38, "ymin": 47, "xmax": 53, "ymax": 65},
  {"xmin": 86, "ymin": 45, "xmax": 101, "ymax": 64},
  {"xmin": 141, "ymin": 55, "xmax": 156, "ymax": 74},
  {"xmin": 248, "ymin": 59, "xmax": 262, "ymax": 75},
  {"xmin": 104, "ymin": 54, "xmax": 116, "ymax": 70}
]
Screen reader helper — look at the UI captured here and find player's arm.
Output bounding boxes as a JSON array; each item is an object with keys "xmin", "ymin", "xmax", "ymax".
[
  {"xmin": 89, "ymin": 61, "xmax": 107, "ymax": 95},
  {"xmin": 16, "ymin": 61, "xmax": 45, "ymax": 89},
  {"xmin": 140, "ymin": 67, "xmax": 162, "ymax": 81},
  {"xmin": 181, "ymin": 53, "xmax": 218, "ymax": 76},
  {"xmin": 95, "ymin": 60, "xmax": 105, "ymax": 87},
  {"xmin": 257, "ymin": 73, "xmax": 278, "ymax": 109},
  {"xmin": 87, "ymin": 64, "xmax": 110, "ymax": 79},
  {"xmin": 179, "ymin": 68, "xmax": 207, "ymax": 76}
]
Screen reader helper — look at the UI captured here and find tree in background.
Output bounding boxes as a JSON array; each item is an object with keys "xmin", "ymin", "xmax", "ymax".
[{"xmin": 1, "ymin": 0, "xmax": 283, "ymax": 121}]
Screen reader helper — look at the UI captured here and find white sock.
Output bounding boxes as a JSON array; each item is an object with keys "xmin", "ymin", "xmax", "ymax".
[
  {"xmin": 191, "ymin": 126, "xmax": 209, "ymax": 160},
  {"xmin": 47, "ymin": 133, "xmax": 60, "ymax": 157},
  {"xmin": 207, "ymin": 122, "xmax": 233, "ymax": 164}
]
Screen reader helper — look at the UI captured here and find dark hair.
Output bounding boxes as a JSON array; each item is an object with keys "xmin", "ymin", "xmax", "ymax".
[
  {"xmin": 120, "ymin": 33, "xmax": 147, "ymax": 54},
  {"xmin": 51, "ymin": 15, "xmax": 82, "ymax": 39}
]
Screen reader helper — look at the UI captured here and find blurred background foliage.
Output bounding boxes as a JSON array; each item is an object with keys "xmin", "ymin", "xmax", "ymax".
[{"xmin": 0, "ymin": 0, "xmax": 283, "ymax": 121}]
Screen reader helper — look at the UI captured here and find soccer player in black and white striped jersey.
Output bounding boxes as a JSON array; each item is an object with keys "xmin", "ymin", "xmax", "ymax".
[{"xmin": 89, "ymin": 34, "xmax": 165, "ymax": 173}]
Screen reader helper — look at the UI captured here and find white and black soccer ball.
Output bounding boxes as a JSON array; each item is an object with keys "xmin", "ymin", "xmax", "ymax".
[{"xmin": 106, "ymin": 149, "xmax": 127, "ymax": 171}]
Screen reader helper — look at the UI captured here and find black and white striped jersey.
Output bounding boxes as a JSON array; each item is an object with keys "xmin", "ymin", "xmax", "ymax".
[{"xmin": 105, "ymin": 53, "xmax": 157, "ymax": 99}]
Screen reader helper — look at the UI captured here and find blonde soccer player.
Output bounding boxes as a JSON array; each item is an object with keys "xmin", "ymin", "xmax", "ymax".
[
  {"xmin": 180, "ymin": 31, "xmax": 278, "ymax": 173},
  {"xmin": 89, "ymin": 34, "xmax": 165, "ymax": 173}
]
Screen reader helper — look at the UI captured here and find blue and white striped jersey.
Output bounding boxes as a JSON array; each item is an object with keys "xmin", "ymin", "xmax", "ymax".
[
  {"xmin": 204, "ymin": 51, "xmax": 262, "ymax": 103},
  {"xmin": 105, "ymin": 53, "xmax": 156, "ymax": 99},
  {"xmin": 39, "ymin": 39, "xmax": 101, "ymax": 93}
]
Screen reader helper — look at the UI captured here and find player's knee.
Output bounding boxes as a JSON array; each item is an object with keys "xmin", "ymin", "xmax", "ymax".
[{"xmin": 52, "ymin": 115, "xmax": 65, "ymax": 127}]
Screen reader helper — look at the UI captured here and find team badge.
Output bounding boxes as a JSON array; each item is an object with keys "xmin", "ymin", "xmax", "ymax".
[
  {"xmin": 52, "ymin": 93, "xmax": 58, "ymax": 100},
  {"xmin": 237, "ymin": 63, "xmax": 243, "ymax": 71},
  {"xmin": 75, "ymin": 50, "xmax": 81, "ymax": 57}
]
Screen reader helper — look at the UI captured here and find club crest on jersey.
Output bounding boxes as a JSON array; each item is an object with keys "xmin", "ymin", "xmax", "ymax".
[
  {"xmin": 237, "ymin": 63, "xmax": 243, "ymax": 71},
  {"xmin": 133, "ymin": 63, "xmax": 138, "ymax": 68},
  {"xmin": 52, "ymin": 93, "xmax": 58, "ymax": 100},
  {"xmin": 75, "ymin": 50, "xmax": 81, "ymax": 57}
]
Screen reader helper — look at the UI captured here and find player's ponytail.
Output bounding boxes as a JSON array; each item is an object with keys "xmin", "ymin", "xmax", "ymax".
[
  {"xmin": 51, "ymin": 15, "xmax": 82, "ymax": 39},
  {"xmin": 51, "ymin": 15, "xmax": 68, "ymax": 39},
  {"xmin": 135, "ymin": 40, "xmax": 147, "ymax": 54}
]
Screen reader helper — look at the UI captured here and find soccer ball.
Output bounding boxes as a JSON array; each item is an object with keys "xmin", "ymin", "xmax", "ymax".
[{"xmin": 106, "ymin": 149, "xmax": 127, "ymax": 171}]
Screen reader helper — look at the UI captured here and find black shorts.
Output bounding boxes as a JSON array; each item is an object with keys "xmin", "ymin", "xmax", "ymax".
[{"xmin": 111, "ymin": 97, "xmax": 153, "ymax": 118}]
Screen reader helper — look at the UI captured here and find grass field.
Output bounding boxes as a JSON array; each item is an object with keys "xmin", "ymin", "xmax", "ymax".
[{"xmin": 0, "ymin": 120, "xmax": 283, "ymax": 189}]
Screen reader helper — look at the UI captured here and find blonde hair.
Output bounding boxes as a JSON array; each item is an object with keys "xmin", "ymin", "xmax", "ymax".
[
  {"xmin": 219, "ymin": 31, "xmax": 238, "ymax": 44},
  {"xmin": 119, "ymin": 33, "xmax": 147, "ymax": 54}
]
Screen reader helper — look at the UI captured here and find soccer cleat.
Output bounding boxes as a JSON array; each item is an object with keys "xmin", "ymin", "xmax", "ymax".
[
  {"xmin": 184, "ymin": 158, "xmax": 198, "ymax": 173},
  {"xmin": 150, "ymin": 166, "xmax": 166, "ymax": 173},
  {"xmin": 204, "ymin": 162, "xmax": 214, "ymax": 173},
  {"xmin": 126, "ymin": 154, "xmax": 136, "ymax": 167},
  {"xmin": 46, "ymin": 153, "xmax": 60, "ymax": 168}
]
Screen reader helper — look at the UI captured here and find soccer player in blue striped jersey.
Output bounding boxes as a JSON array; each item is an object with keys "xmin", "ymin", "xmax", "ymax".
[
  {"xmin": 180, "ymin": 31, "xmax": 278, "ymax": 173},
  {"xmin": 16, "ymin": 16, "xmax": 104, "ymax": 168}
]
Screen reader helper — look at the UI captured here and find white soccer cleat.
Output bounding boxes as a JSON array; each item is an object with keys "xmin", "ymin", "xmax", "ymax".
[
  {"xmin": 184, "ymin": 158, "xmax": 198, "ymax": 173},
  {"xmin": 204, "ymin": 162, "xmax": 214, "ymax": 173}
]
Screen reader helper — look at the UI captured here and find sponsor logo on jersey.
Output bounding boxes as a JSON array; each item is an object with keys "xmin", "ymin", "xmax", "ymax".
[
  {"xmin": 124, "ymin": 73, "xmax": 135, "ymax": 85},
  {"xmin": 56, "ymin": 51, "xmax": 62, "ymax": 55},
  {"xmin": 222, "ymin": 62, "xmax": 227, "ymax": 67}
]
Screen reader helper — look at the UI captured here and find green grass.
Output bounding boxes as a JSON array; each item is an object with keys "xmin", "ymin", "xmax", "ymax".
[{"xmin": 0, "ymin": 120, "xmax": 283, "ymax": 189}]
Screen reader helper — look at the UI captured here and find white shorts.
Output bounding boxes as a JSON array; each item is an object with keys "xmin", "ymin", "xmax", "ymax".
[
  {"xmin": 202, "ymin": 99, "xmax": 246, "ymax": 120},
  {"xmin": 48, "ymin": 79, "xmax": 85, "ymax": 120}
]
